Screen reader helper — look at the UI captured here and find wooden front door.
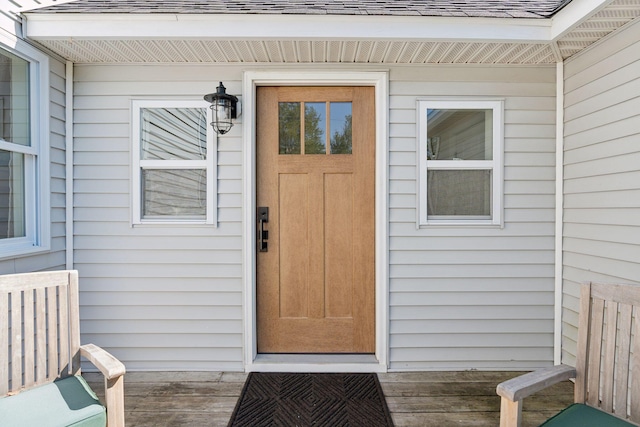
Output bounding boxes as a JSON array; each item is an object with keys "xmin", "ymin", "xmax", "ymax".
[{"xmin": 256, "ymin": 86, "xmax": 375, "ymax": 353}]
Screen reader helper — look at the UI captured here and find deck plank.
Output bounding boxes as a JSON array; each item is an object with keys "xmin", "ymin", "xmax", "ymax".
[{"xmin": 85, "ymin": 371, "xmax": 573, "ymax": 426}]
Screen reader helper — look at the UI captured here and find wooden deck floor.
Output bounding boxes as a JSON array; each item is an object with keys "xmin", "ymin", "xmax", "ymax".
[{"xmin": 85, "ymin": 371, "xmax": 573, "ymax": 426}]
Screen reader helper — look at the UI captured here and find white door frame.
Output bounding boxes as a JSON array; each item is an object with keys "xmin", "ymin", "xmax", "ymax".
[{"xmin": 242, "ymin": 70, "xmax": 389, "ymax": 373}]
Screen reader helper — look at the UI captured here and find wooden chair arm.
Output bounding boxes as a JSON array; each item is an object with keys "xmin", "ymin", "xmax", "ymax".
[
  {"xmin": 496, "ymin": 365, "xmax": 576, "ymax": 427},
  {"xmin": 80, "ymin": 343, "xmax": 126, "ymax": 380},
  {"xmin": 80, "ymin": 344, "xmax": 126, "ymax": 427},
  {"xmin": 496, "ymin": 364, "xmax": 576, "ymax": 402}
]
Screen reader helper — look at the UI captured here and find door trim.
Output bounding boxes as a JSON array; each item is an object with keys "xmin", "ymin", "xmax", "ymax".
[{"xmin": 242, "ymin": 71, "xmax": 389, "ymax": 373}]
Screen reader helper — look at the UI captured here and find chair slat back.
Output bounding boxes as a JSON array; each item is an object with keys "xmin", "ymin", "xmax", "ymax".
[
  {"xmin": 0, "ymin": 271, "xmax": 81, "ymax": 395},
  {"xmin": 575, "ymin": 282, "xmax": 640, "ymax": 424}
]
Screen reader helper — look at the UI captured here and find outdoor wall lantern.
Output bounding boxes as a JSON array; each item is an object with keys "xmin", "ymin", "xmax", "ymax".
[{"xmin": 204, "ymin": 82, "xmax": 239, "ymax": 135}]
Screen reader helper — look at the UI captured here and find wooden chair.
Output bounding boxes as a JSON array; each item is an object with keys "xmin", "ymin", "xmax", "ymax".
[
  {"xmin": 0, "ymin": 270, "xmax": 126, "ymax": 426},
  {"xmin": 497, "ymin": 281, "xmax": 640, "ymax": 426}
]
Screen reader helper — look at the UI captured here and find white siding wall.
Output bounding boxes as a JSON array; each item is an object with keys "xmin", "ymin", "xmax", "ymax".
[
  {"xmin": 388, "ymin": 66, "xmax": 557, "ymax": 370},
  {"xmin": 562, "ymin": 20, "xmax": 640, "ymax": 366},
  {"xmin": 75, "ymin": 63, "xmax": 556, "ymax": 371},
  {"xmin": 73, "ymin": 65, "xmax": 245, "ymax": 371}
]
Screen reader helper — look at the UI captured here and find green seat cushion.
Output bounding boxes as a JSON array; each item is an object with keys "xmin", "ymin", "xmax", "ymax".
[
  {"xmin": 0, "ymin": 375, "xmax": 106, "ymax": 427},
  {"xmin": 541, "ymin": 403, "xmax": 635, "ymax": 427}
]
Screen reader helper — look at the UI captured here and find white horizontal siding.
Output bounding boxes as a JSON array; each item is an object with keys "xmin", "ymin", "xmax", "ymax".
[
  {"xmin": 388, "ymin": 65, "xmax": 557, "ymax": 371},
  {"xmin": 562, "ymin": 18, "xmax": 640, "ymax": 366},
  {"xmin": 73, "ymin": 62, "xmax": 557, "ymax": 372},
  {"xmin": 73, "ymin": 63, "xmax": 244, "ymax": 371}
]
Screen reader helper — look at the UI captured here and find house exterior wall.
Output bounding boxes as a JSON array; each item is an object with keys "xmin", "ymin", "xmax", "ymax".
[
  {"xmin": 0, "ymin": 22, "xmax": 67, "ymax": 275},
  {"xmin": 73, "ymin": 65, "xmax": 244, "ymax": 371},
  {"xmin": 562, "ymin": 19, "xmax": 640, "ymax": 366},
  {"xmin": 388, "ymin": 65, "xmax": 556, "ymax": 371},
  {"xmin": 74, "ymin": 62, "xmax": 556, "ymax": 371}
]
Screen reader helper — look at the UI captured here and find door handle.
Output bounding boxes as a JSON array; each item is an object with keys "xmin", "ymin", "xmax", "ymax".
[{"xmin": 257, "ymin": 207, "xmax": 269, "ymax": 252}]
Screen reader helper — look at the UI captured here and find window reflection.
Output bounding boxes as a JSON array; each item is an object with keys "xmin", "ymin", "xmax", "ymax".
[
  {"xmin": 279, "ymin": 102, "xmax": 301, "ymax": 154},
  {"xmin": 426, "ymin": 109, "xmax": 492, "ymax": 161},
  {"xmin": 141, "ymin": 108, "xmax": 207, "ymax": 160},
  {"xmin": 304, "ymin": 102, "xmax": 326, "ymax": 154},
  {"xmin": 0, "ymin": 150, "xmax": 25, "ymax": 238},
  {"xmin": 330, "ymin": 102, "xmax": 352, "ymax": 154},
  {"xmin": 142, "ymin": 169, "xmax": 206, "ymax": 218},
  {"xmin": 279, "ymin": 101, "xmax": 353, "ymax": 155},
  {"xmin": 0, "ymin": 50, "xmax": 30, "ymax": 147}
]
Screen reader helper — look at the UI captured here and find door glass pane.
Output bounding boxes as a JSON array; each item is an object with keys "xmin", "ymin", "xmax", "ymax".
[
  {"xmin": 0, "ymin": 150, "xmax": 25, "ymax": 238},
  {"xmin": 427, "ymin": 170, "xmax": 491, "ymax": 217},
  {"xmin": 141, "ymin": 108, "xmax": 207, "ymax": 160},
  {"xmin": 142, "ymin": 169, "xmax": 206, "ymax": 218},
  {"xmin": 426, "ymin": 109, "xmax": 492, "ymax": 160},
  {"xmin": 279, "ymin": 102, "xmax": 301, "ymax": 154},
  {"xmin": 0, "ymin": 49, "xmax": 30, "ymax": 146},
  {"xmin": 304, "ymin": 102, "xmax": 326, "ymax": 154},
  {"xmin": 330, "ymin": 102, "xmax": 352, "ymax": 154}
]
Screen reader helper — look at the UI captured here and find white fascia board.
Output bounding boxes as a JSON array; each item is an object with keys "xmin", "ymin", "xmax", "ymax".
[
  {"xmin": 550, "ymin": 0, "xmax": 615, "ymax": 40},
  {"xmin": 24, "ymin": 13, "xmax": 552, "ymax": 43}
]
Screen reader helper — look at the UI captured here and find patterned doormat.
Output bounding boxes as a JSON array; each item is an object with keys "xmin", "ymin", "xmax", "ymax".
[{"xmin": 227, "ymin": 372, "xmax": 394, "ymax": 426}]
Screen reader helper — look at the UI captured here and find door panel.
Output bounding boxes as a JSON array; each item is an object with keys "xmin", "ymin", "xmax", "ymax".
[{"xmin": 256, "ymin": 86, "xmax": 375, "ymax": 354}]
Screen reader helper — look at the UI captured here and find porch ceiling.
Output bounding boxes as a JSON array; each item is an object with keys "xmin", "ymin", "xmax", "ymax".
[{"xmin": 22, "ymin": 0, "xmax": 640, "ymax": 64}]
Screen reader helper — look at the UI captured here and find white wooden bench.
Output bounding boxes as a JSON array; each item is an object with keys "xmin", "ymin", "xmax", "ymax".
[
  {"xmin": 497, "ymin": 281, "xmax": 640, "ymax": 427},
  {"xmin": 0, "ymin": 270, "xmax": 125, "ymax": 426}
]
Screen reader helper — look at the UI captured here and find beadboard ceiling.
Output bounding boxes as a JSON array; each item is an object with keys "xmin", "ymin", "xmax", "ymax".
[{"xmin": 21, "ymin": 0, "xmax": 640, "ymax": 64}]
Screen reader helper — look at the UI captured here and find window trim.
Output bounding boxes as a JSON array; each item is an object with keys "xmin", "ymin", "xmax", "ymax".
[
  {"xmin": 131, "ymin": 99, "xmax": 216, "ymax": 226},
  {"xmin": 417, "ymin": 98, "xmax": 504, "ymax": 227},
  {"xmin": 0, "ymin": 34, "xmax": 51, "ymax": 258}
]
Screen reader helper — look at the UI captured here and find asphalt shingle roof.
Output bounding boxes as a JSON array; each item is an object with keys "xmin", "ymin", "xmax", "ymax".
[{"xmin": 29, "ymin": 0, "xmax": 572, "ymax": 18}]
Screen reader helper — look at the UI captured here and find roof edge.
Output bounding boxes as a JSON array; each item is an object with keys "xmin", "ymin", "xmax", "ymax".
[{"xmin": 23, "ymin": 13, "xmax": 553, "ymax": 43}]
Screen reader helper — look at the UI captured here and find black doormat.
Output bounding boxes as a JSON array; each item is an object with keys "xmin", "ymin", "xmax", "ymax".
[{"xmin": 227, "ymin": 372, "xmax": 394, "ymax": 427}]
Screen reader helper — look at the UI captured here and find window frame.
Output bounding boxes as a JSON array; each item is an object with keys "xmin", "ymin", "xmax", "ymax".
[
  {"xmin": 417, "ymin": 98, "xmax": 504, "ymax": 227},
  {"xmin": 0, "ymin": 35, "xmax": 51, "ymax": 258},
  {"xmin": 131, "ymin": 99, "xmax": 216, "ymax": 226}
]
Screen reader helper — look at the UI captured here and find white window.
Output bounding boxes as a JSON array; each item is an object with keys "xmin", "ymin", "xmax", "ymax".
[
  {"xmin": 0, "ymin": 38, "xmax": 50, "ymax": 257},
  {"xmin": 132, "ymin": 100, "xmax": 216, "ymax": 225},
  {"xmin": 418, "ymin": 99, "xmax": 503, "ymax": 226}
]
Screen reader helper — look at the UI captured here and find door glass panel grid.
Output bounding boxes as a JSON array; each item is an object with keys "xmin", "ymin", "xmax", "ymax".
[{"xmin": 279, "ymin": 101, "xmax": 352, "ymax": 155}]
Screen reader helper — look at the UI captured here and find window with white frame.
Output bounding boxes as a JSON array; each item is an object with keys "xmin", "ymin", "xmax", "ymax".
[
  {"xmin": 132, "ymin": 100, "xmax": 216, "ymax": 225},
  {"xmin": 0, "ymin": 40, "xmax": 50, "ymax": 257},
  {"xmin": 418, "ymin": 99, "xmax": 503, "ymax": 226}
]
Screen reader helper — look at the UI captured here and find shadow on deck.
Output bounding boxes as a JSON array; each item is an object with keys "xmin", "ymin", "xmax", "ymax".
[{"xmin": 85, "ymin": 371, "xmax": 573, "ymax": 426}]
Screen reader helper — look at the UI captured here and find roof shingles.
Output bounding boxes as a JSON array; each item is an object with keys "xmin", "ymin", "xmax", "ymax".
[{"xmin": 30, "ymin": 0, "xmax": 572, "ymax": 18}]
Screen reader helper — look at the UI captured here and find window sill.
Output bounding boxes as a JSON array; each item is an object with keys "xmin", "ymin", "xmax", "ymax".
[
  {"xmin": 419, "ymin": 221, "xmax": 503, "ymax": 229},
  {"xmin": 132, "ymin": 221, "xmax": 216, "ymax": 228},
  {"xmin": 0, "ymin": 242, "xmax": 52, "ymax": 260}
]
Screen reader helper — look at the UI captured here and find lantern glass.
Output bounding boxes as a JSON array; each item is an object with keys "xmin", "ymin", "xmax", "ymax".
[
  {"xmin": 210, "ymin": 103, "xmax": 233, "ymax": 134},
  {"xmin": 204, "ymin": 82, "xmax": 238, "ymax": 135}
]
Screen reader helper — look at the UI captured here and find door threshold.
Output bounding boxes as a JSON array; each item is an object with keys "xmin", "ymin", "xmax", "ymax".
[{"xmin": 249, "ymin": 354, "xmax": 385, "ymax": 373}]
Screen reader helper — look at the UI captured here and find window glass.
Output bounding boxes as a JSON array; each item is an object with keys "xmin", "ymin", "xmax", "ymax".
[
  {"xmin": 418, "ymin": 100, "xmax": 503, "ymax": 226},
  {"xmin": 142, "ymin": 169, "xmax": 206, "ymax": 218},
  {"xmin": 0, "ymin": 49, "xmax": 30, "ymax": 146},
  {"xmin": 0, "ymin": 150, "xmax": 25, "ymax": 238},
  {"xmin": 330, "ymin": 102, "xmax": 352, "ymax": 154},
  {"xmin": 279, "ymin": 101, "xmax": 353, "ymax": 155},
  {"xmin": 133, "ymin": 100, "xmax": 214, "ymax": 225},
  {"xmin": 304, "ymin": 102, "xmax": 326, "ymax": 154},
  {"xmin": 427, "ymin": 170, "xmax": 491, "ymax": 217},
  {"xmin": 0, "ymin": 43, "xmax": 49, "ymax": 256},
  {"xmin": 141, "ymin": 108, "xmax": 207, "ymax": 160},
  {"xmin": 426, "ymin": 109, "xmax": 492, "ymax": 160},
  {"xmin": 279, "ymin": 102, "xmax": 301, "ymax": 154}
]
